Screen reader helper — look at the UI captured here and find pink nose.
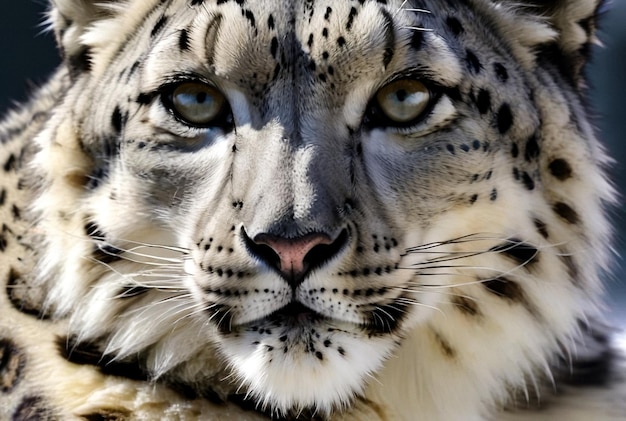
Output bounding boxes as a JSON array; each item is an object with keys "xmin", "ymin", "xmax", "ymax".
[{"xmin": 253, "ymin": 232, "xmax": 333, "ymax": 282}]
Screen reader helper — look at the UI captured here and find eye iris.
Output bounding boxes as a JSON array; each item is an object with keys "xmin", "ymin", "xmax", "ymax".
[
  {"xmin": 377, "ymin": 80, "xmax": 430, "ymax": 124},
  {"xmin": 172, "ymin": 83, "xmax": 224, "ymax": 126}
]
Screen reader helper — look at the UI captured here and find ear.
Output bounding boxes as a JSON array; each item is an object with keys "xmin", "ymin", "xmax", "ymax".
[
  {"xmin": 48, "ymin": 0, "xmax": 121, "ymax": 74},
  {"xmin": 497, "ymin": 0, "xmax": 606, "ymax": 86}
]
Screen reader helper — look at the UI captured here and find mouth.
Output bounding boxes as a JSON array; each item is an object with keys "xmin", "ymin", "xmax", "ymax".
[
  {"xmin": 212, "ymin": 301, "xmax": 328, "ymax": 335},
  {"xmin": 267, "ymin": 302, "xmax": 324, "ymax": 324},
  {"xmin": 214, "ymin": 294, "xmax": 410, "ymax": 336}
]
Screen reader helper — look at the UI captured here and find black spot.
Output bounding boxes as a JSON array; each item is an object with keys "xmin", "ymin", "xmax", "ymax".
[
  {"xmin": 490, "ymin": 188, "xmax": 498, "ymax": 201},
  {"xmin": 453, "ymin": 296, "xmax": 480, "ymax": 316},
  {"xmin": 446, "ymin": 16, "xmax": 464, "ymax": 35},
  {"xmin": 521, "ymin": 171, "xmax": 535, "ymax": 190},
  {"xmin": 431, "ymin": 330, "xmax": 456, "ymax": 358},
  {"xmin": 11, "ymin": 205, "xmax": 21, "ymax": 220},
  {"xmin": 324, "ymin": 7, "xmax": 332, "ymax": 20},
  {"xmin": 337, "ymin": 36, "xmax": 346, "ymax": 47},
  {"xmin": 136, "ymin": 92, "xmax": 154, "ymax": 105},
  {"xmin": 346, "ymin": 7, "xmax": 358, "ymax": 31},
  {"xmin": 491, "ymin": 239, "xmax": 539, "ymax": 267},
  {"xmin": 494, "ymin": 63, "xmax": 509, "ymax": 82},
  {"xmin": 307, "ymin": 33, "xmax": 314, "ymax": 48},
  {"xmin": 150, "ymin": 15, "xmax": 168, "ymax": 37},
  {"xmin": 511, "ymin": 142, "xmax": 519, "ymax": 158},
  {"xmin": 533, "ymin": 218, "xmax": 549, "ymax": 239},
  {"xmin": 68, "ymin": 48, "xmax": 92, "ymax": 75},
  {"xmin": 270, "ymin": 37, "xmax": 278, "ymax": 58},
  {"xmin": 111, "ymin": 106, "xmax": 125, "ymax": 134},
  {"xmin": 3, "ymin": 153, "xmax": 16, "ymax": 172},
  {"xmin": 483, "ymin": 277, "xmax": 525, "ymax": 302},
  {"xmin": 12, "ymin": 396, "xmax": 52, "ymax": 421},
  {"xmin": 496, "ymin": 103, "xmax": 513, "ymax": 134},
  {"xmin": 0, "ymin": 188, "xmax": 6, "ymax": 206},
  {"xmin": 179, "ymin": 29, "xmax": 190, "ymax": 51},
  {"xmin": 469, "ymin": 194, "xmax": 478, "ymax": 204},
  {"xmin": 465, "ymin": 49, "xmax": 481, "ymax": 73},
  {"xmin": 549, "ymin": 158, "xmax": 573, "ymax": 180},
  {"xmin": 410, "ymin": 29, "xmax": 423, "ymax": 50},
  {"xmin": 553, "ymin": 202, "xmax": 579, "ymax": 224},
  {"xmin": 243, "ymin": 10, "xmax": 256, "ymax": 27},
  {"xmin": 0, "ymin": 338, "xmax": 25, "ymax": 393},
  {"xmin": 191, "ymin": 0, "xmax": 204, "ymax": 4},
  {"xmin": 525, "ymin": 135, "xmax": 540, "ymax": 161},
  {"xmin": 56, "ymin": 336, "xmax": 147, "ymax": 381},
  {"xmin": 476, "ymin": 89, "xmax": 491, "ymax": 114},
  {"xmin": 79, "ymin": 409, "xmax": 131, "ymax": 421}
]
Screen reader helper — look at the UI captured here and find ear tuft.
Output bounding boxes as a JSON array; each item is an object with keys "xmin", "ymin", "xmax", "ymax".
[
  {"xmin": 49, "ymin": 0, "xmax": 121, "ymax": 72},
  {"xmin": 492, "ymin": 0, "xmax": 605, "ymax": 86}
]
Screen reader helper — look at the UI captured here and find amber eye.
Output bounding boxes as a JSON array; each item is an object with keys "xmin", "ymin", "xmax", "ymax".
[
  {"xmin": 374, "ymin": 79, "xmax": 431, "ymax": 124},
  {"xmin": 168, "ymin": 82, "xmax": 228, "ymax": 127}
]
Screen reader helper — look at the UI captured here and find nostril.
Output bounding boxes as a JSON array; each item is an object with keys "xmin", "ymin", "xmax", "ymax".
[
  {"xmin": 303, "ymin": 230, "xmax": 348, "ymax": 274},
  {"xmin": 242, "ymin": 228, "xmax": 348, "ymax": 287},
  {"xmin": 246, "ymin": 239, "xmax": 281, "ymax": 273}
]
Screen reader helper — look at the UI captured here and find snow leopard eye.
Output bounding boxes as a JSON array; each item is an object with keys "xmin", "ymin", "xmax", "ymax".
[
  {"xmin": 166, "ymin": 82, "xmax": 229, "ymax": 127},
  {"xmin": 375, "ymin": 79, "xmax": 430, "ymax": 124},
  {"xmin": 364, "ymin": 79, "xmax": 440, "ymax": 130}
]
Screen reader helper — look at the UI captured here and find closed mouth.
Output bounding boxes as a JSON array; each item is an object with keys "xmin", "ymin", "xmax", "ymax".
[{"xmin": 267, "ymin": 302, "xmax": 323, "ymax": 323}]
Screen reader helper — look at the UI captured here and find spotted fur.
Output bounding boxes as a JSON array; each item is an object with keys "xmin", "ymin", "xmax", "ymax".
[{"xmin": 0, "ymin": 0, "xmax": 625, "ymax": 420}]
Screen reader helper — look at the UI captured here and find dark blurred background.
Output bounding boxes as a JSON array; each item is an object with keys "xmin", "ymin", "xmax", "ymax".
[{"xmin": 0, "ymin": 2, "xmax": 624, "ymax": 323}]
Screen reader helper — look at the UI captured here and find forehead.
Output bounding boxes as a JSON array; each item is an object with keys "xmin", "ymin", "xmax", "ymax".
[{"xmin": 139, "ymin": 0, "xmax": 468, "ymax": 91}]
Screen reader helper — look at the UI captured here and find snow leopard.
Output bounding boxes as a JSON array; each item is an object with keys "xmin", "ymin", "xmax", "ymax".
[{"xmin": 0, "ymin": 0, "xmax": 624, "ymax": 420}]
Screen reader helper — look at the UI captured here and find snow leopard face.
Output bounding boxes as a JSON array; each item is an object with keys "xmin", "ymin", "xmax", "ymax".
[{"xmin": 20, "ymin": 0, "xmax": 611, "ymax": 417}]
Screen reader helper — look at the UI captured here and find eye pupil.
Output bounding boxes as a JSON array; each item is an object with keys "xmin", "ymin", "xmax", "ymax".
[
  {"xmin": 396, "ymin": 89, "xmax": 408, "ymax": 102},
  {"xmin": 196, "ymin": 92, "xmax": 207, "ymax": 103}
]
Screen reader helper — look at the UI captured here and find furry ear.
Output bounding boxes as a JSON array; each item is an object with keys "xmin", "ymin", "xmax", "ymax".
[
  {"xmin": 48, "ymin": 0, "xmax": 121, "ymax": 75},
  {"xmin": 496, "ymin": 0, "xmax": 606, "ymax": 86}
]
